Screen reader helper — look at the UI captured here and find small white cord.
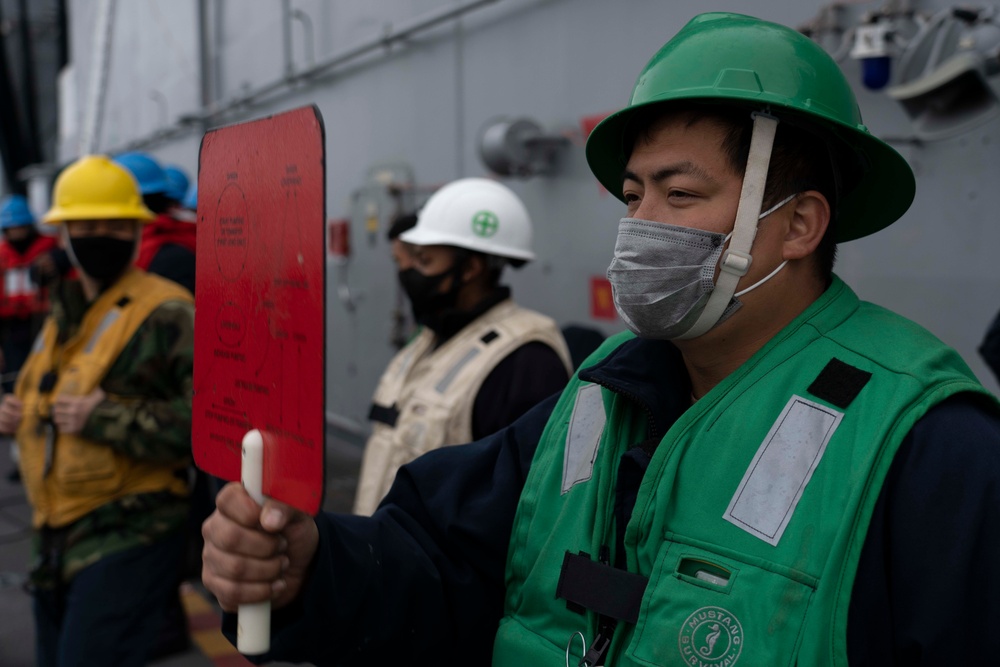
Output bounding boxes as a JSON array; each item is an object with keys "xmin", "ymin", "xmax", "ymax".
[{"xmin": 565, "ymin": 631, "xmax": 587, "ymax": 667}]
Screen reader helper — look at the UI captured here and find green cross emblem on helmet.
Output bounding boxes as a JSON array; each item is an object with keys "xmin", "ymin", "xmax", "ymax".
[{"xmin": 471, "ymin": 210, "xmax": 499, "ymax": 238}]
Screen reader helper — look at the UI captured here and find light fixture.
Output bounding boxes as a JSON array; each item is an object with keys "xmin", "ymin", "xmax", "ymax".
[
  {"xmin": 887, "ymin": 6, "xmax": 1000, "ymax": 140},
  {"xmin": 851, "ymin": 21, "xmax": 895, "ymax": 90},
  {"xmin": 478, "ymin": 117, "xmax": 568, "ymax": 178}
]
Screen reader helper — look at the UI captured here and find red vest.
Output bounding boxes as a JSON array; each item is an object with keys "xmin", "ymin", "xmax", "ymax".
[
  {"xmin": 0, "ymin": 234, "xmax": 58, "ymax": 318},
  {"xmin": 135, "ymin": 214, "xmax": 197, "ymax": 270}
]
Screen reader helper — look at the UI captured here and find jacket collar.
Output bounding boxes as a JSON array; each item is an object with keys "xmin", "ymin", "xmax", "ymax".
[{"xmin": 579, "ymin": 335, "xmax": 691, "ymax": 439}]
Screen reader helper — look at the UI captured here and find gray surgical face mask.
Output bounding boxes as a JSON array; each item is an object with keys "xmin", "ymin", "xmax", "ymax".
[
  {"xmin": 607, "ymin": 220, "xmax": 736, "ymax": 339},
  {"xmin": 607, "ymin": 194, "xmax": 795, "ymax": 340}
]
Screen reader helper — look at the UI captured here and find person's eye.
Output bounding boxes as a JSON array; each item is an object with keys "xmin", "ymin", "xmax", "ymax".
[
  {"xmin": 623, "ymin": 191, "xmax": 641, "ymax": 213},
  {"xmin": 667, "ymin": 189, "xmax": 699, "ymax": 203}
]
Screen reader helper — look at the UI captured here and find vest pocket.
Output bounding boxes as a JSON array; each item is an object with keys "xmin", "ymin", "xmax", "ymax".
[
  {"xmin": 625, "ymin": 533, "xmax": 816, "ymax": 667},
  {"xmin": 53, "ymin": 438, "xmax": 121, "ymax": 495},
  {"xmin": 397, "ymin": 401, "xmax": 453, "ymax": 458}
]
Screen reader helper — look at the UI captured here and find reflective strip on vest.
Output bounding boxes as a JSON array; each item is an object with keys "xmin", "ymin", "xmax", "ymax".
[
  {"xmin": 5, "ymin": 267, "xmax": 33, "ymax": 297},
  {"xmin": 84, "ymin": 309, "xmax": 122, "ymax": 354},
  {"xmin": 724, "ymin": 394, "xmax": 843, "ymax": 546},
  {"xmin": 562, "ymin": 383, "xmax": 606, "ymax": 494},
  {"xmin": 31, "ymin": 328, "xmax": 47, "ymax": 354},
  {"xmin": 435, "ymin": 348, "xmax": 481, "ymax": 393}
]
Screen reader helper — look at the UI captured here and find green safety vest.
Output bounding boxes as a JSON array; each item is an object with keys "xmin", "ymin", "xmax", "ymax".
[{"xmin": 494, "ymin": 277, "xmax": 995, "ymax": 667}]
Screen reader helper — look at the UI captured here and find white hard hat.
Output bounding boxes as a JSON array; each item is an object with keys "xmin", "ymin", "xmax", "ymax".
[{"xmin": 400, "ymin": 178, "xmax": 535, "ymax": 262}]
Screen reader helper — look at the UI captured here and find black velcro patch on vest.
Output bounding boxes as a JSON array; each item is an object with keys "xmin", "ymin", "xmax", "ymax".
[
  {"xmin": 807, "ymin": 358, "xmax": 872, "ymax": 409},
  {"xmin": 480, "ymin": 330, "xmax": 499, "ymax": 345},
  {"xmin": 116, "ymin": 296, "xmax": 131, "ymax": 308},
  {"xmin": 367, "ymin": 403, "xmax": 400, "ymax": 428},
  {"xmin": 556, "ymin": 551, "xmax": 648, "ymax": 624}
]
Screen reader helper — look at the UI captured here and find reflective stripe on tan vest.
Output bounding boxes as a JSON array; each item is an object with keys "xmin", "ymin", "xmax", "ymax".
[
  {"xmin": 15, "ymin": 269, "xmax": 193, "ymax": 529},
  {"xmin": 354, "ymin": 299, "xmax": 571, "ymax": 515}
]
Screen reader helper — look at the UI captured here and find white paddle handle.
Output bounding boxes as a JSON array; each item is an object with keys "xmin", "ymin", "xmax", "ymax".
[{"xmin": 238, "ymin": 429, "xmax": 270, "ymax": 654}]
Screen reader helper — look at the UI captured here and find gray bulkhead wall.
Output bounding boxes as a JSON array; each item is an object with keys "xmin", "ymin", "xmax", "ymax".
[{"xmin": 63, "ymin": 0, "xmax": 1000, "ymax": 445}]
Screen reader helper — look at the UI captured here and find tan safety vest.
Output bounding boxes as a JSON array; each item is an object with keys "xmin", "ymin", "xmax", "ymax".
[
  {"xmin": 353, "ymin": 299, "xmax": 571, "ymax": 515},
  {"xmin": 15, "ymin": 269, "xmax": 193, "ymax": 528}
]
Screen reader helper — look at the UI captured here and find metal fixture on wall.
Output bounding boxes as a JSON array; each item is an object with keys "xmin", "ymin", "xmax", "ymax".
[
  {"xmin": 887, "ymin": 5, "xmax": 1000, "ymax": 140},
  {"xmin": 478, "ymin": 117, "xmax": 568, "ymax": 178},
  {"xmin": 291, "ymin": 8, "xmax": 316, "ymax": 68},
  {"xmin": 120, "ymin": 0, "xmax": 501, "ymax": 153},
  {"xmin": 850, "ymin": 15, "xmax": 899, "ymax": 90},
  {"xmin": 800, "ymin": 2, "xmax": 1000, "ymax": 141}
]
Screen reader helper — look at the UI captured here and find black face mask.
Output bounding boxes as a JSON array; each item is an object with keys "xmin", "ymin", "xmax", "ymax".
[
  {"xmin": 67, "ymin": 236, "xmax": 136, "ymax": 284},
  {"xmin": 398, "ymin": 262, "xmax": 465, "ymax": 330}
]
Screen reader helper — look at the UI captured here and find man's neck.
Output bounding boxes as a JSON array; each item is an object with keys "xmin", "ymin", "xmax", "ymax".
[
  {"xmin": 79, "ymin": 266, "xmax": 133, "ymax": 302},
  {"xmin": 680, "ymin": 268, "xmax": 827, "ymax": 400},
  {"xmin": 427, "ymin": 286, "xmax": 510, "ymax": 347}
]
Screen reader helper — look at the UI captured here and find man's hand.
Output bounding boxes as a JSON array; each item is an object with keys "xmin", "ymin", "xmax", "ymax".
[
  {"xmin": 52, "ymin": 389, "xmax": 106, "ymax": 435},
  {"xmin": 202, "ymin": 481, "xmax": 319, "ymax": 612},
  {"xmin": 0, "ymin": 396, "xmax": 23, "ymax": 434}
]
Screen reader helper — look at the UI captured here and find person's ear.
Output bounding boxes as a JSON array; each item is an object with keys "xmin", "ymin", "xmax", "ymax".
[
  {"xmin": 461, "ymin": 254, "xmax": 485, "ymax": 284},
  {"xmin": 782, "ymin": 191, "xmax": 830, "ymax": 261}
]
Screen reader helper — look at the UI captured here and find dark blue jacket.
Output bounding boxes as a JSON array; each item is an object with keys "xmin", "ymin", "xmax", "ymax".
[{"xmin": 229, "ymin": 336, "xmax": 1000, "ymax": 666}]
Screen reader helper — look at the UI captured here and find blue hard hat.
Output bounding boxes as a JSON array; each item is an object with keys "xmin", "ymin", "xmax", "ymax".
[
  {"xmin": 182, "ymin": 183, "xmax": 198, "ymax": 211},
  {"xmin": 163, "ymin": 165, "xmax": 190, "ymax": 202},
  {"xmin": 0, "ymin": 194, "xmax": 35, "ymax": 229},
  {"xmin": 113, "ymin": 151, "xmax": 170, "ymax": 195}
]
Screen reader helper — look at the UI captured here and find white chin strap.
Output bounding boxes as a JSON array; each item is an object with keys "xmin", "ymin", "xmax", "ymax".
[{"xmin": 675, "ymin": 112, "xmax": 778, "ymax": 340}]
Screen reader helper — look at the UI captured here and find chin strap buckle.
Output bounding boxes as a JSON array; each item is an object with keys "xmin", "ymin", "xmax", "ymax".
[{"xmin": 721, "ymin": 248, "xmax": 753, "ymax": 277}]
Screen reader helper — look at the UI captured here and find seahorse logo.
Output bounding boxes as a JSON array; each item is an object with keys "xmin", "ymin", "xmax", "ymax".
[
  {"xmin": 700, "ymin": 623, "xmax": 721, "ymax": 656},
  {"xmin": 679, "ymin": 607, "xmax": 743, "ymax": 666}
]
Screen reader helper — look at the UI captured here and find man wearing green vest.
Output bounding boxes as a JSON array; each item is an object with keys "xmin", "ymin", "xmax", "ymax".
[{"xmin": 201, "ymin": 12, "xmax": 1000, "ymax": 666}]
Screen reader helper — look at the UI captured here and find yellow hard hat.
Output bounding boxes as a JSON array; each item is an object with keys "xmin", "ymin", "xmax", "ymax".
[{"xmin": 43, "ymin": 155, "xmax": 155, "ymax": 224}]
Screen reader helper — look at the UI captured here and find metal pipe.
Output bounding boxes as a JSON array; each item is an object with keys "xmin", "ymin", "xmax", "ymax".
[
  {"xmin": 112, "ymin": 0, "xmax": 501, "ymax": 152},
  {"xmin": 79, "ymin": 0, "xmax": 117, "ymax": 154},
  {"xmin": 454, "ymin": 16, "xmax": 465, "ymax": 176},
  {"xmin": 0, "ymin": 0, "xmax": 28, "ymax": 190},
  {"xmin": 17, "ymin": 0, "xmax": 41, "ymax": 164},
  {"xmin": 282, "ymin": 0, "xmax": 294, "ymax": 77},
  {"xmin": 213, "ymin": 0, "xmax": 225, "ymax": 112},
  {"xmin": 292, "ymin": 8, "xmax": 316, "ymax": 67},
  {"xmin": 296, "ymin": 0, "xmax": 497, "ymax": 85},
  {"xmin": 244, "ymin": 0, "xmax": 496, "ymax": 110},
  {"xmin": 197, "ymin": 0, "xmax": 212, "ymax": 111},
  {"xmin": 55, "ymin": 0, "xmax": 68, "ymax": 68}
]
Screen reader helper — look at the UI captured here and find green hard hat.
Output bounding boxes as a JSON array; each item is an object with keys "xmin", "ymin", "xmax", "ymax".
[{"xmin": 585, "ymin": 12, "xmax": 915, "ymax": 243}]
